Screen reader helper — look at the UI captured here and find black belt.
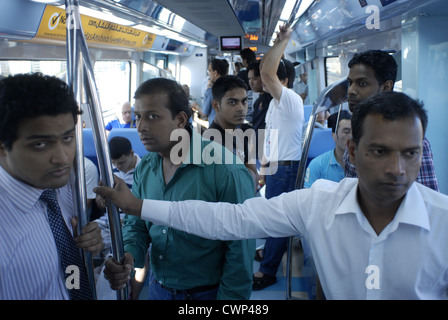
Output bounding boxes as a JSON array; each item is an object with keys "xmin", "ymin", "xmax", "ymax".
[
  {"xmin": 160, "ymin": 283, "xmax": 219, "ymax": 295},
  {"xmin": 271, "ymin": 160, "xmax": 300, "ymax": 166}
]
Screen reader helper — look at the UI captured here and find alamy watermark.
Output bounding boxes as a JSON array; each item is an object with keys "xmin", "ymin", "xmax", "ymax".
[
  {"xmin": 365, "ymin": 5, "xmax": 381, "ymax": 30},
  {"xmin": 365, "ymin": 265, "xmax": 380, "ymax": 290},
  {"xmin": 65, "ymin": 265, "xmax": 80, "ymax": 290},
  {"xmin": 169, "ymin": 128, "xmax": 280, "ymax": 175}
]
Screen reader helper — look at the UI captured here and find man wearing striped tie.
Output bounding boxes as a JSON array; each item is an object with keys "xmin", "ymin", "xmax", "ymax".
[{"xmin": 0, "ymin": 73, "xmax": 103, "ymax": 300}]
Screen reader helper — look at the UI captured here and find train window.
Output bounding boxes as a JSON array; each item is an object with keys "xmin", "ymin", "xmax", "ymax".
[
  {"xmin": 325, "ymin": 57, "xmax": 342, "ymax": 87},
  {"xmin": 142, "ymin": 62, "xmax": 161, "ymax": 82},
  {"xmin": 93, "ymin": 60, "xmax": 132, "ymax": 123},
  {"xmin": 0, "ymin": 60, "xmax": 67, "ymax": 78}
]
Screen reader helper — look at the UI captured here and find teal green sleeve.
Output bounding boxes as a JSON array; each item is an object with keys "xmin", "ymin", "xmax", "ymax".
[
  {"xmin": 215, "ymin": 166, "xmax": 256, "ymax": 300},
  {"xmin": 122, "ymin": 167, "xmax": 151, "ymax": 268}
]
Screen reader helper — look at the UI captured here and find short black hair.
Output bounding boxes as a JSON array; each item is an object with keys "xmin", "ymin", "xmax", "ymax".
[
  {"xmin": 283, "ymin": 59, "xmax": 295, "ymax": 89},
  {"xmin": 212, "ymin": 75, "xmax": 248, "ymax": 103},
  {"xmin": 240, "ymin": 48, "xmax": 256, "ymax": 64},
  {"xmin": 351, "ymin": 91, "xmax": 427, "ymax": 146},
  {"xmin": 210, "ymin": 59, "xmax": 229, "ymax": 76},
  {"xmin": 276, "ymin": 59, "xmax": 288, "ymax": 82},
  {"xmin": 0, "ymin": 72, "xmax": 80, "ymax": 151},
  {"xmin": 247, "ymin": 61, "xmax": 261, "ymax": 77},
  {"xmin": 134, "ymin": 77, "xmax": 191, "ymax": 126},
  {"xmin": 348, "ymin": 50, "xmax": 398, "ymax": 88},
  {"xmin": 327, "ymin": 110, "xmax": 352, "ymax": 133},
  {"xmin": 109, "ymin": 136, "xmax": 132, "ymax": 160}
]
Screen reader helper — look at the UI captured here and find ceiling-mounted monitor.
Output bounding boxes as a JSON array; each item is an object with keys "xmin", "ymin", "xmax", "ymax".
[{"xmin": 220, "ymin": 36, "xmax": 242, "ymax": 51}]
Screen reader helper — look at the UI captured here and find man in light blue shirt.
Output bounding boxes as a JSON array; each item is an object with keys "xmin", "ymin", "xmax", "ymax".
[{"xmin": 305, "ymin": 110, "xmax": 352, "ymax": 188}]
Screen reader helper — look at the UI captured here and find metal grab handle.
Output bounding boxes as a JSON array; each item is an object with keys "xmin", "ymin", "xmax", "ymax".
[
  {"xmin": 285, "ymin": 79, "xmax": 349, "ymax": 300},
  {"xmin": 65, "ymin": 0, "xmax": 128, "ymax": 300}
]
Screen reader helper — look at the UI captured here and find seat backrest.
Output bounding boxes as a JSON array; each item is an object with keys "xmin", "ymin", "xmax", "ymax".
[
  {"xmin": 307, "ymin": 128, "xmax": 335, "ymax": 166},
  {"xmin": 107, "ymin": 128, "xmax": 149, "ymax": 158},
  {"xmin": 303, "ymin": 105, "xmax": 313, "ymax": 122},
  {"xmin": 82, "ymin": 128, "xmax": 99, "ymax": 170}
]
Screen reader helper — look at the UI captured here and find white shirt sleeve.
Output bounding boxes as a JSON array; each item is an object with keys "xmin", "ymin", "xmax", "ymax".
[
  {"xmin": 141, "ymin": 189, "xmax": 309, "ymax": 241},
  {"xmin": 84, "ymin": 157, "xmax": 99, "ymax": 199}
]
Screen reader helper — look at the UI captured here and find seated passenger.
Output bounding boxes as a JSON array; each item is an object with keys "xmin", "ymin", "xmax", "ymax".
[
  {"xmin": 94, "ymin": 136, "xmax": 144, "ymax": 299},
  {"xmin": 105, "ymin": 101, "xmax": 135, "ymax": 132},
  {"xmin": 95, "ymin": 136, "xmax": 141, "ymax": 256},
  {"xmin": 304, "ymin": 110, "xmax": 352, "ymax": 188},
  {"xmin": 96, "ymin": 91, "xmax": 448, "ymax": 300}
]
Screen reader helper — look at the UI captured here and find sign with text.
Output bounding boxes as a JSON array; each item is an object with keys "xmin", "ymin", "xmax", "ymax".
[{"xmin": 31, "ymin": 5, "xmax": 156, "ymax": 50}]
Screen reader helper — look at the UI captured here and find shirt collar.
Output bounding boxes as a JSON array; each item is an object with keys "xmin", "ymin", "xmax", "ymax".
[
  {"xmin": 143, "ymin": 128, "xmax": 206, "ymax": 168},
  {"xmin": 333, "ymin": 180, "xmax": 430, "ymax": 232},
  {"xmin": 0, "ymin": 164, "xmax": 46, "ymax": 214}
]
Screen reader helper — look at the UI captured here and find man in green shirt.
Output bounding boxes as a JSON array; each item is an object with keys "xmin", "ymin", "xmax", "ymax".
[{"xmin": 103, "ymin": 78, "xmax": 255, "ymax": 300}]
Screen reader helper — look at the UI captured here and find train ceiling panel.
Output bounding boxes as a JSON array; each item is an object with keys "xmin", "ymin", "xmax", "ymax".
[{"xmin": 155, "ymin": 0, "xmax": 245, "ymax": 37}]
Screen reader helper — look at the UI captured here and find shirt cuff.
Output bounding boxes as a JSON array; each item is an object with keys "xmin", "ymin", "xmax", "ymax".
[{"xmin": 141, "ymin": 199, "xmax": 172, "ymax": 224}]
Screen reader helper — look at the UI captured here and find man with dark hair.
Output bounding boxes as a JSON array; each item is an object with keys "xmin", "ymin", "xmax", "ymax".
[
  {"xmin": 346, "ymin": 49, "xmax": 438, "ymax": 191},
  {"xmin": 247, "ymin": 61, "xmax": 273, "ymax": 167},
  {"xmin": 254, "ymin": 26, "xmax": 304, "ymax": 290},
  {"xmin": 238, "ymin": 48, "xmax": 257, "ymax": 124},
  {"xmin": 0, "ymin": 73, "xmax": 102, "ymax": 299},
  {"xmin": 237, "ymin": 48, "xmax": 256, "ymax": 88},
  {"xmin": 96, "ymin": 91, "xmax": 448, "ymax": 300},
  {"xmin": 304, "ymin": 110, "xmax": 352, "ymax": 188},
  {"xmin": 202, "ymin": 59, "xmax": 230, "ymax": 125},
  {"xmin": 206, "ymin": 75, "xmax": 257, "ymax": 189},
  {"xmin": 103, "ymin": 77, "xmax": 255, "ymax": 300}
]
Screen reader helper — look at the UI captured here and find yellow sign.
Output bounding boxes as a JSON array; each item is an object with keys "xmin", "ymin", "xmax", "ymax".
[
  {"xmin": 32, "ymin": 5, "xmax": 156, "ymax": 50},
  {"xmin": 245, "ymin": 34, "xmax": 259, "ymax": 41}
]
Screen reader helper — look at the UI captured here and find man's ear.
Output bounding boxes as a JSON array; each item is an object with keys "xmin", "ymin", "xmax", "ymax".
[
  {"xmin": 176, "ymin": 111, "xmax": 189, "ymax": 129},
  {"xmin": 380, "ymin": 80, "xmax": 394, "ymax": 92},
  {"xmin": 347, "ymin": 138, "xmax": 356, "ymax": 165},
  {"xmin": 0, "ymin": 141, "xmax": 7, "ymax": 157},
  {"xmin": 212, "ymin": 99, "xmax": 220, "ymax": 112}
]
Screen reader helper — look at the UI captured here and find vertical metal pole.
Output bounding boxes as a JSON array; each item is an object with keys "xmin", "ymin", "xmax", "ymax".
[
  {"xmin": 285, "ymin": 102, "xmax": 318, "ymax": 300},
  {"xmin": 65, "ymin": 1, "xmax": 96, "ymax": 300},
  {"xmin": 286, "ymin": 79, "xmax": 348, "ymax": 300},
  {"xmin": 65, "ymin": 0, "xmax": 128, "ymax": 300}
]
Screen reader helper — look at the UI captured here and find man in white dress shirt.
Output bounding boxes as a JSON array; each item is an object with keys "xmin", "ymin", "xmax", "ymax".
[
  {"xmin": 95, "ymin": 91, "xmax": 448, "ymax": 299},
  {"xmin": 0, "ymin": 73, "xmax": 103, "ymax": 299}
]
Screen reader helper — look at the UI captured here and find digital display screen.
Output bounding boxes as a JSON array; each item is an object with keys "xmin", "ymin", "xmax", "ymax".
[{"xmin": 220, "ymin": 36, "xmax": 242, "ymax": 51}]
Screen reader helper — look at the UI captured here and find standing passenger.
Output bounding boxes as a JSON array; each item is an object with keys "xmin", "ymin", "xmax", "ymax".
[
  {"xmin": 253, "ymin": 25, "xmax": 305, "ymax": 290},
  {"xmin": 103, "ymin": 78, "xmax": 255, "ymax": 300},
  {"xmin": 202, "ymin": 59, "xmax": 229, "ymax": 125},
  {"xmin": 345, "ymin": 49, "xmax": 439, "ymax": 191},
  {"xmin": 96, "ymin": 91, "xmax": 448, "ymax": 300},
  {"xmin": 0, "ymin": 73, "xmax": 103, "ymax": 300},
  {"xmin": 206, "ymin": 75, "xmax": 258, "ymax": 189},
  {"xmin": 247, "ymin": 61, "xmax": 273, "ymax": 168}
]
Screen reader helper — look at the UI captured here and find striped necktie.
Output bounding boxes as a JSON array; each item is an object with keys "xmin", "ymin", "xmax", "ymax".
[{"xmin": 40, "ymin": 189, "xmax": 93, "ymax": 300}]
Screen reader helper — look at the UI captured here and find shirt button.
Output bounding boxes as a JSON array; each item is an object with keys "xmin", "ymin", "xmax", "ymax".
[
  {"xmin": 159, "ymin": 255, "xmax": 163, "ymax": 260},
  {"xmin": 162, "ymin": 229, "xmax": 166, "ymax": 234}
]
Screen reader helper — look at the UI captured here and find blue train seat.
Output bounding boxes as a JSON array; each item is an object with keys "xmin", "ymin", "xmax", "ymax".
[
  {"xmin": 82, "ymin": 128, "xmax": 99, "ymax": 170},
  {"xmin": 306, "ymin": 128, "xmax": 335, "ymax": 166},
  {"xmin": 303, "ymin": 105, "xmax": 313, "ymax": 122}
]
